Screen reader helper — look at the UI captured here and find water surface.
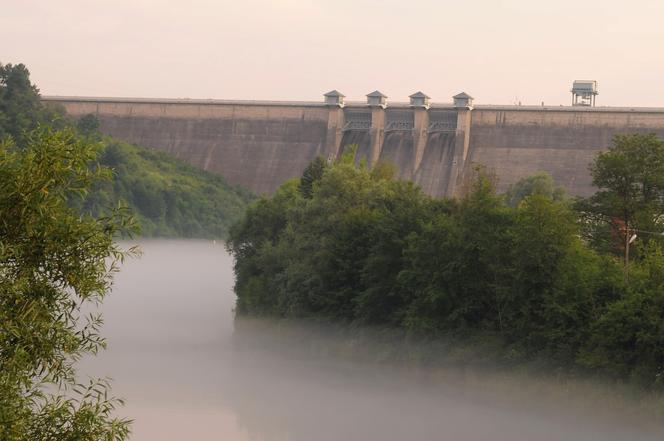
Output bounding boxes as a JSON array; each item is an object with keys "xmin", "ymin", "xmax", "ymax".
[{"xmin": 81, "ymin": 240, "xmax": 663, "ymax": 441}]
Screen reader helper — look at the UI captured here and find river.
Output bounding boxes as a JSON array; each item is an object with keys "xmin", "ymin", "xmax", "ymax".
[{"xmin": 80, "ymin": 240, "xmax": 663, "ymax": 441}]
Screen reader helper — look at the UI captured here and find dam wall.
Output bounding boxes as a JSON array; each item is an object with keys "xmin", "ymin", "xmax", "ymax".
[
  {"xmin": 50, "ymin": 98, "xmax": 332, "ymax": 194},
  {"xmin": 43, "ymin": 95, "xmax": 664, "ymax": 198},
  {"xmin": 469, "ymin": 106, "xmax": 664, "ymax": 196}
]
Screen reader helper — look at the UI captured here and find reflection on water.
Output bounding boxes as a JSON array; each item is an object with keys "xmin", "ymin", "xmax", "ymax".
[{"xmin": 81, "ymin": 240, "xmax": 663, "ymax": 441}]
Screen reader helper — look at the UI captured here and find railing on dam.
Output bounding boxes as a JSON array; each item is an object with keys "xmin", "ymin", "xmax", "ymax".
[
  {"xmin": 343, "ymin": 120, "xmax": 371, "ymax": 131},
  {"xmin": 385, "ymin": 109, "xmax": 414, "ymax": 132},
  {"xmin": 428, "ymin": 121, "xmax": 456, "ymax": 133},
  {"xmin": 342, "ymin": 108, "xmax": 372, "ymax": 131},
  {"xmin": 339, "ymin": 106, "xmax": 459, "ymax": 133},
  {"xmin": 385, "ymin": 120, "xmax": 414, "ymax": 131},
  {"xmin": 427, "ymin": 109, "xmax": 458, "ymax": 133}
]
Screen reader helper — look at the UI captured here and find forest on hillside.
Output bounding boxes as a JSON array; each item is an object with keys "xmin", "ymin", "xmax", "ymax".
[
  {"xmin": 229, "ymin": 140, "xmax": 664, "ymax": 389},
  {"xmin": 0, "ymin": 62, "xmax": 254, "ymax": 238}
]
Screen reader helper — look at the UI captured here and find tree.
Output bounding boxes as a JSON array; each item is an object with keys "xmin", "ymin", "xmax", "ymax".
[
  {"xmin": 0, "ymin": 63, "xmax": 64, "ymax": 146},
  {"xmin": 1, "ymin": 62, "xmax": 252, "ymax": 239},
  {"xmin": 579, "ymin": 243, "xmax": 664, "ymax": 386},
  {"xmin": 77, "ymin": 114, "xmax": 101, "ymax": 139},
  {"xmin": 0, "ymin": 127, "xmax": 137, "ymax": 440},
  {"xmin": 578, "ymin": 134, "xmax": 664, "ymax": 275},
  {"xmin": 299, "ymin": 156, "xmax": 327, "ymax": 199},
  {"xmin": 507, "ymin": 195, "xmax": 593, "ymax": 360},
  {"xmin": 229, "ymin": 148, "xmax": 664, "ymax": 385},
  {"xmin": 504, "ymin": 172, "xmax": 566, "ymax": 207}
]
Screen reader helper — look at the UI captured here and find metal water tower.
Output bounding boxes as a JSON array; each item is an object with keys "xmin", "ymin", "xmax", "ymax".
[{"xmin": 571, "ymin": 80, "xmax": 598, "ymax": 106}]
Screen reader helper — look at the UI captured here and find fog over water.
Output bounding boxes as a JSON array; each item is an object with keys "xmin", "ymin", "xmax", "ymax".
[{"xmin": 80, "ymin": 240, "xmax": 663, "ymax": 441}]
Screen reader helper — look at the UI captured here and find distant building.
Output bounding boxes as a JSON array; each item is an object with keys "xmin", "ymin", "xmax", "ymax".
[
  {"xmin": 453, "ymin": 92, "xmax": 474, "ymax": 108},
  {"xmin": 324, "ymin": 90, "xmax": 345, "ymax": 107},
  {"xmin": 571, "ymin": 80, "xmax": 598, "ymax": 107},
  {"xmin": 409, "ymin": 91, "xmax": 430, "ymax": 109},
  {"xmin": 366, "ymin": 90, "xmax": 387, "ymax": 108}
]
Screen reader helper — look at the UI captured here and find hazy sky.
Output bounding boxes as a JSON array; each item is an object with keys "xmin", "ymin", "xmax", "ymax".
[{"xmin": 3, "ymin": 0, "xmax": 664, "ymax": 106}]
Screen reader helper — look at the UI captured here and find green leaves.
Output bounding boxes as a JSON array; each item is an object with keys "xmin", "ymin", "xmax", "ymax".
[
  {"xmin": 0, "ymin": 128, "xmax": 135, "ymax": 441},
  {"xmin": 229, "ymin": 152, "xmax": 664, "ymax": 387},
  {"xmin": 505, "ymin": 172, "xmax": 566, "ymax": 208},
  {"xmin": 299, "ymin": 156, "xmax": 327, "ymax": 199},
  {"xmin": 1, "ymin": 58, "xmax": 253, "ymax": 240},
  {"xmin": 579, "ymin": 133, "xmax": 664, "ymax": 257},
  {"xmin": 73, "ymin": 138, "xmax": 254, "ymax": 239},
  {"xmin": 0, "ymin": 63, "xmax": 65, "ymax": 147}
]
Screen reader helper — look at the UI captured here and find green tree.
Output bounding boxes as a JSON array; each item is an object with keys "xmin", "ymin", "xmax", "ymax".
[
  {"xmin": 227, "ymin": 180, "xmax": 302, "ymax": 315},
  {"xmin": 73, "ymin": 139, "xmax": 254, "ymax": 238},
  {"xmin": 507, "ymin": 195, "xmax": 594, "ymax": 360},
  {"xmin": 0, "ymin": 127, "xmax": 136, "ymax": 440},
  {"xmin": 451, "ymin": 172, "xmax": 514, "ymax": 332},
  {"xmin": 399, "ymin": 208, "xmax": 461, "ymax": 335},
  {"xmin": 0, "ymin": 63, "xmax": 64, "ymax": 146},
  {"xmin": 505, "ymin": 172, "xmax": 566, "ymax": 207},
  {"xmin": 578, "ymin": 134, "xmax": 664, "ymax": 272},
  {"xmin": 0, "ymin": 62, "xmax": 252, "ymax": 239},
  {"xmin": 299, "ymin": 156, "xmax": 327, "ymax": 198},
  {"xmin": 228, "ymin": 149, "xmax": 664, "ymax": 385},
  {"xmin": 578, "ymin": 243, "xmax": 664, "ymax": 386},
  {"xmin": 77, "ymin": 114, "xmax": 101, "ymax": 139}
]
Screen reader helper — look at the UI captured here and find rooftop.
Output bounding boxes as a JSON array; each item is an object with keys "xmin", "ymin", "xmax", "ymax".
[
  {"xmin": 324, "ymin": 90, "xmax": 345, "ymax": 97},
  {"xmin": 366, "ymin": 90, "xmax": 387, "ymax": 98},
  {"xmin": 453, "ymin": 92, "xmax": 473, "ymax": 99}
]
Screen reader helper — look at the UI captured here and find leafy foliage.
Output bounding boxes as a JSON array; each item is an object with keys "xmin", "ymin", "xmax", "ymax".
[
  {"xmin": 0, "ymin": 63, "xmax": 65, "ymax": 146},
  {"xmin": 76, "ymin": 114, "xmax": 100, "ymax": 138},
  {"xmin": 0, "ymin": 128, "xmax": 136, "ymax": 440},
  {"xmin": 230, "ymin": 141, "xmax": 664, "ymax": 387},
  {"xmin": 505, "ymin": 171, "xmax": 566, "ymax": 207},
  {"xmin": 299, "ymin": 156, "xmax": 327, "ymax": 199},
  {"xmin": 0, "ymin": 61, "xmax": 255, "ymax": 439},
  {"xmin": 73, "ymin": 135, "xmax": 254, "ymax": 238},
  {"xmin": 0, "ymin": 62, "xmax": 254, "ymax": 239},
  {"xmin": 577, "ymin": 134, "xmax": 664, "ymax": 256}
]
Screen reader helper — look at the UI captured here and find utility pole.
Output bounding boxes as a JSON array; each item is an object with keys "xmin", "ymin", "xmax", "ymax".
[
  {"xmin": 622, "ymin": 227, "xmax": 664, "ymax": 282},
  {"xmin": 624, "ymin": 230, "xmax": 638, "ymax": 283},
  {"xmin": 624, "ymin": 229, "xmax": 630, "ymax": 283}
]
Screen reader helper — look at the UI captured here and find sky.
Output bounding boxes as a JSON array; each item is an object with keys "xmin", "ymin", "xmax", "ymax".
[{"xmin": 2, "ymin": 0, "xmax": 664, "ymax": 106}]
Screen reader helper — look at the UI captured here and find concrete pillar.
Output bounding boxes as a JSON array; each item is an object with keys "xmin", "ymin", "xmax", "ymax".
[
  {"xmin": 325, "ymin": 107, "xmax": 345, "ymax": 161},
  {"xmin": 369, "ymin": 107, "xmax": 386, "ymax": 166},
  {"xmin": 412, "ymin": 107, "xmax": 429, "ymax": 175},
  {"xmin": 448, "ymin": 107, "xmax": 473, "ymax": 197}
]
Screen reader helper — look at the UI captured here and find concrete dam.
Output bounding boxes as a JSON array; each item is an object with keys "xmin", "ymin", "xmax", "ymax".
[{"xmin": 42, "ymin": 91, "xmax": 664, "ymax": 197}]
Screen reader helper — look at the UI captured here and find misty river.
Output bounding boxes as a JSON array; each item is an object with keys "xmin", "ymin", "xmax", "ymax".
[{"xmin": 80, "ymin": 240, "xmax": 663, "ymax": 441}]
